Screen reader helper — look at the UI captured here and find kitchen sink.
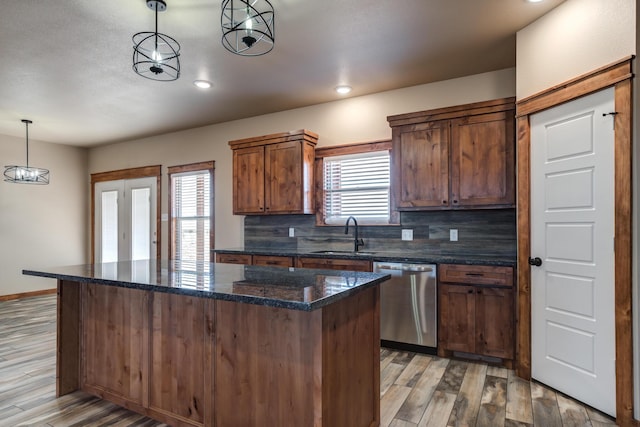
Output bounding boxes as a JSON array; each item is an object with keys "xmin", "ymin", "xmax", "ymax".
[{"xmin": 310, "ymin": 250, "xmax": 377, "ymax": 256}]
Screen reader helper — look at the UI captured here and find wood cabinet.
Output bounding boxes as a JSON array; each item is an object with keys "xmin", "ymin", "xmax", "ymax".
[
  {"xmin": 216, "ymin": 252, "xmax": 371, "ymax": 271},
  {"xmin": 229, "ymin": 129, "xmax": 318, "ymax": 215},
  {"xmin": 437, "ymin": 264, "xmax": 515, "ymax": 364},
  {"xmin": 388, "ymin": 98, "xmax": 515, "ymax": 210},
  {"xmin": 296, "ymin": 257, "xmax": 372, "ymax": 272}
]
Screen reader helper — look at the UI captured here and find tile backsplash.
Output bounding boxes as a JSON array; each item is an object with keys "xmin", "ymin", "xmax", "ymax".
[{"xmin": 244, "ymin": 209, "xmax": 516, "ymax": 258}]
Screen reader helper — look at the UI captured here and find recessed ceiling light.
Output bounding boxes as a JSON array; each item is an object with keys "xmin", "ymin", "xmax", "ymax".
[
  {"xmin": 335, "ymin": 85, "xmax": 352, "ymax": 95},
  {"xmin": 194, "ymin": 80, "xmax": 212, "ymax": 89},
  {"xmin": 527, "ymin": 0, "xmax": 544, "ymax": 3}
]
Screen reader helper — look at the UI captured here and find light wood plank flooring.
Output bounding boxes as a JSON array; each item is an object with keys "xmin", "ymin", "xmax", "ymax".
[{"xmin": 0, "ymin": 295, "xmax": 618, "ymax": 426}]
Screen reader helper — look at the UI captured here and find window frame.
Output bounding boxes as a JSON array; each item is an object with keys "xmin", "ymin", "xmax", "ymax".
[
  {"xmin": 168, "ymin": 161, "xmax": 215, "ymax": 262},
  {"xmin": 315, "ymin": 140, "xmax": 397, "ymax": 226}
]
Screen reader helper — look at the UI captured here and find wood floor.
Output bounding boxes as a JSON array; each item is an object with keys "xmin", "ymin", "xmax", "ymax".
[{"xmin": 0, "ymin": 295, "xmax": 618, "ymax": 427}]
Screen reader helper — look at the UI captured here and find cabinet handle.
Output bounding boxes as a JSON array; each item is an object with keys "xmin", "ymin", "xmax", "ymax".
[
  {"xmin": 468, "ymin": 289, "xmax": 473, "ymax": 294},
  {"xmin": 453, "ymin": 200, "xmax": 458, "ymax": 204},
  {"xmin": 465, "ymin": 273, "xmax": 484, "ymax": 277},
  {"xmin": 442, "ymin": 200, "xmax": 447, "ymax": 204}
]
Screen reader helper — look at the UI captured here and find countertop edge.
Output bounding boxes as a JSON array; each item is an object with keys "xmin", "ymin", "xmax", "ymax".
[
  {"xmin": 23, "ymin": 268, "xmax": 390, "ymax": 312},
  {"xmin": 213, "ymin": 248, "xmax": 517, "ymax": 267}
]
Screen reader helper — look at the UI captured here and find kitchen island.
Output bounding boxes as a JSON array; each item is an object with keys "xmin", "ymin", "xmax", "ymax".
[{"xmin": 24, "ymin": 260, "xmax": 390, "ymax": 427}]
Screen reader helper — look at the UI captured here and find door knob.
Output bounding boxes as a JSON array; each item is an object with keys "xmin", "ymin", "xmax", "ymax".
[{"xmin": 528, "ymin": 257, "xmax": 542, "ymax": 267}]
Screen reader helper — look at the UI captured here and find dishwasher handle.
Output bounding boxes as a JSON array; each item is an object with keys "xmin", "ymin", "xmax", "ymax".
[{"xmin": 374, "ymin": 263, "xmax": 434, "ymax": 273}]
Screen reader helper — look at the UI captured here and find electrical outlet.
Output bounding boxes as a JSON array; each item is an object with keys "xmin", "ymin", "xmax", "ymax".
[
  {"xmin": 401, "ymin": 229, "xmax": 413, "ymax": 241},
  {"xmin": 288, "ymin": 227, "xmax": 295, "ymax": 237},
  {"xmin": 450, "ymin": 229, "xmax": 458, "ymax": 242}
]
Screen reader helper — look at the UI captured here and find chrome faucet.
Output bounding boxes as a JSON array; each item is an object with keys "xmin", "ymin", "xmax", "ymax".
[{"xmin": 344, "ymin": 216, "xmax": 365, "ymax": 252}]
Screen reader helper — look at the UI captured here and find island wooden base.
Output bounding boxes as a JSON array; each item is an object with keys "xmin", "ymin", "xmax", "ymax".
[{"xmin": 57, "ymin": 280, "xmax": 380, "ymax": 427}]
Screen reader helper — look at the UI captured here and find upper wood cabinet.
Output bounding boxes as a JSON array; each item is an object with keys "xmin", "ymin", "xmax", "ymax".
[
  {"xmin": 229, "ymin": 130, "xmax": 318, "ymax": 215},
  {"xmin": 388, "ymin": 98, "xmax": 515, "ymax": 210}
]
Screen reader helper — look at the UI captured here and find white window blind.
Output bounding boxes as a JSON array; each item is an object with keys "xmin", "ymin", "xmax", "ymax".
[
  {"xmin": 323, "ymin": 151, "xmax": 390, "ymax": 225},
  {"xmin": 171, "ymin": 171, "xmax": 211, "ymax": 262}
]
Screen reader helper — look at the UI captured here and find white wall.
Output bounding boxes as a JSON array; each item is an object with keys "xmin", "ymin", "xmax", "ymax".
[
  {"xmin": 516, "ymin": 0, "xmax": 635, "ymax": 99},
  {"xmin": 0, "ymin": 134, "xmax": 88, "ymax": 296},
  {"xmin": 518, "ymin": 0, "xmax": 637, "ymax": 419},
  {"xmin": 88, "ymin": 68, "xmax": 516, "ymax": 256}
]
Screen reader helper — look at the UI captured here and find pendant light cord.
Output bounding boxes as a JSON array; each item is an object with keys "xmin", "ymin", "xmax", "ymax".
[{"xmin": 24, "ymin": 121, "xmax": 30, "ymax": 168}]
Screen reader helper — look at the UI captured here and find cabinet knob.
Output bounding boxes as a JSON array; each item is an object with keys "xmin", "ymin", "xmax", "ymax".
[
  {"xmin": 477, "ymin": 290, "xmax": 482, "ymax": 295},
  {"xmin": 453, "ymin": 200, "xmax": 458, "ymax": 204},
  {"xmin": 468, "ymin": 289, "xmax": 473, "ymax": 294},
  {"xmin": 442, "ymin": 200, "xmax": 447, "ymax": 204}
]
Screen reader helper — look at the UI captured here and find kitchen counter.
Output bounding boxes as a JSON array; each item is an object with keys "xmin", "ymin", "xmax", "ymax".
[
  {"xmin": 214, "ymin": 247, "xmax": 517, "ymax": 266},
  {"xmin": 24, "ymin": 260, "xmax": 386, "ymax": 426},
  {"xmin": 23, "ymin": 259, "xmax": 389, "ymax": 311}
]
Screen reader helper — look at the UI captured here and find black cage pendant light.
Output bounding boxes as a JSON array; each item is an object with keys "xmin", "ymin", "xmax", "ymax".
[
  {"xmin": 133, "ymin": 0, "xmax": 180, "ymax": 81},
  {"xmin": 4, "ymin": 119, "xmax": 50, "ymax": 185},
  {"xmin": 221, "ymin": 0, "xmax": 275, "ymax": 56}
]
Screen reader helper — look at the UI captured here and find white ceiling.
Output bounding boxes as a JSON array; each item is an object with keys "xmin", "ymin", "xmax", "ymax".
[{"xmin": 0, "ymin": 0, "xmax": 564, "ymax": 147}]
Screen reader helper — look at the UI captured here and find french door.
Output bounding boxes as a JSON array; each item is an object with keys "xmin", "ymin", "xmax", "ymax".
[{"xmin": 94, "ymin": 177, "xmax": 157, "ymax": 263}]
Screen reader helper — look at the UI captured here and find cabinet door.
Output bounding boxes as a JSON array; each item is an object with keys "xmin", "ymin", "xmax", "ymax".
[
  {"xmin": 296, "ymin": 257, "xmax": 372, "ymax": 272},
  {"xmin": 233, "ymin": 146, "xmax": 265, "ymax": 214},
  {"xmin": 438, "ymin": 284, "xmax": 475, "ymax": 353},
  {"xmin": 475, "ymin": 287, "xmax": 514, "ymax": 359},
  {"xmin": 393, "ymin": 121, "xmax": 450, "ymax": 209},
  {"xmin": 149, "ymin": 293, "xmax": 210, "ymax": 424},
  {"xmin": 264, "ymin": 141, "xmax": 304, "ymax": 213},
  {"xmin": 450, "ymin": 111, "xmax": 515, "ymax": 207},
  {"xmin": 82, "ymin": 284, "xmax": 149, "ymax": 406}
]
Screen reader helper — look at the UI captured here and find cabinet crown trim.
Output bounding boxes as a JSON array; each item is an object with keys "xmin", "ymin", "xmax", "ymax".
[
  {"xmin": 387, "ymin": 97, "xmax": 515, "ymax": 128},
  {"xmin": 229, "ymin": 129, "xmax": 318, "ymax": 150}
]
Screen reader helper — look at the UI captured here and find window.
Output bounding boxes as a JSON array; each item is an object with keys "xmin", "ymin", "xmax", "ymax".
[
  {"xmin": 169, "ymin": 162, "xmax": 215, "ymax": 263},
  {"xmin": 316, "ymin": 141, "xmax": 392, "ymax": 225}
]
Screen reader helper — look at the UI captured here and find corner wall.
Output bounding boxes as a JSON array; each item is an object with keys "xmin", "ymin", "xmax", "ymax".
[
  {"xmin": 87, "ymin": 68, "xmax": 516, "ymax": 256},
  {"xmin": 0, "ymin": 134, "xmax": 88, "ymax": 296},
  {"xmin": 516, "ymin": 0, "xmax": 635, "ymax": 100}
]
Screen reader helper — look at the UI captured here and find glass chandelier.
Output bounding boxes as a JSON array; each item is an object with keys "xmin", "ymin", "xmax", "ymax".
[
  {"xmin": 132, "ymin": 0, "xmax": 181, "ymax": 81},
  {"xmin": 4, "ymin": 119, "xmax": 50, "ymax": 185},
  {"xmin": 221, "ymin": 0, "xmax": 275, "ymax": 56}
]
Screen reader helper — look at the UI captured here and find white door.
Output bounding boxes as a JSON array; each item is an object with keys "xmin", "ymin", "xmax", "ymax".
[
  {"xmin": 530, "ymin": 87, "xmax": 616, "ymax": 416},
  {"xmin": 94, "ymin": 177, "xmax": 157, "ymax": 263}
]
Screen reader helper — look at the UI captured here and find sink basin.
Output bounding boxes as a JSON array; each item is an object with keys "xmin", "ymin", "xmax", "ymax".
[{"xmin": 310, "ymin": 250, "xmax": 376, "ymax": 256}]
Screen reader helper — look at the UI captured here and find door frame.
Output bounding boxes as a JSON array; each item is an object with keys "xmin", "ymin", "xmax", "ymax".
[
  {"xmin": 516, "ymin": 56, "xmax": 634, "ymax": 424},
  {"xmin": 91, "ymin": 165, "xmax": 162, "ymax": 263}
]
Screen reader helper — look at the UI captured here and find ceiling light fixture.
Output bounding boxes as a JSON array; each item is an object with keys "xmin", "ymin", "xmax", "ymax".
[
  {"xmin": 4, "ymin": 119, "xmax": 50, "ymax": 185},
  {"xmin": 132, "ymin": 0, "xmax": 181, "ymax": 81},
  {"xmin": 335, "ymin": 85, "xmax": 352, "ymax": 95},
  {"xmin": 221, "ymin": 0, "xmax": 275, "ymax": 56},
  {"xmin": 194, "ymin": 80, "xmax": 212, "ymax": 89}
]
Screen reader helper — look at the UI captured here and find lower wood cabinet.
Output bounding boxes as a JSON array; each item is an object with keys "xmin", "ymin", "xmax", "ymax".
[
  {"xmin": 437, "ymin": 264, "xmax": 514, "ymax": 364},
  {"xmin": 216, "ymin": 252, "xmax": 372, "ymax": 272}
]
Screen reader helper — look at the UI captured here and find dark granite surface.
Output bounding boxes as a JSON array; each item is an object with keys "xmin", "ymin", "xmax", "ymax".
[
  {"xmin": 214, "ymin": 247, "xmax": 517, "ymax": 267},
  {"xmin": 23, "ymin": 260, "xmax": 390, "ymax": 312}
]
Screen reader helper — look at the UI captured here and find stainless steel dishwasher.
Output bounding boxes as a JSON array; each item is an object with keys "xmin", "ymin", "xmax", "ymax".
[{"xmin": 373, "ymin": 262, "xmax": 437, "ymax": 352}]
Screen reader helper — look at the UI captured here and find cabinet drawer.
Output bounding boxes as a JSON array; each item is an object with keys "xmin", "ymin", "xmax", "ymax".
[
  {"xmin": 253, "ymin": 255, "xmax": 294, "ymax": 268},
  {"xmin": 296, "ymin": 257, "xmax": 372, "ymax": 272},
  {"xmin": 216, "ymin": 253, "xmax": 252, "ymax": 265},
  {"xmin": 439, "ymin": 264, "xmax": 513, "ymax": 287}
]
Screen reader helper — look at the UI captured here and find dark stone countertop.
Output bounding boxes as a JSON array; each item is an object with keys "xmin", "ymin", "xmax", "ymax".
[
  {"xmin": 23, "ymin": 260, "xmax": 390, "ymax": 312},
  {"xmin": 214, "ymin": 247, "xmax": 517, "ymax": 267}
]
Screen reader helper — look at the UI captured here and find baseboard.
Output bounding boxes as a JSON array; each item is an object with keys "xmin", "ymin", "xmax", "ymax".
[{"xmin": 0, "ymin": 288, "xmax": 56, "ymax": 302}]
